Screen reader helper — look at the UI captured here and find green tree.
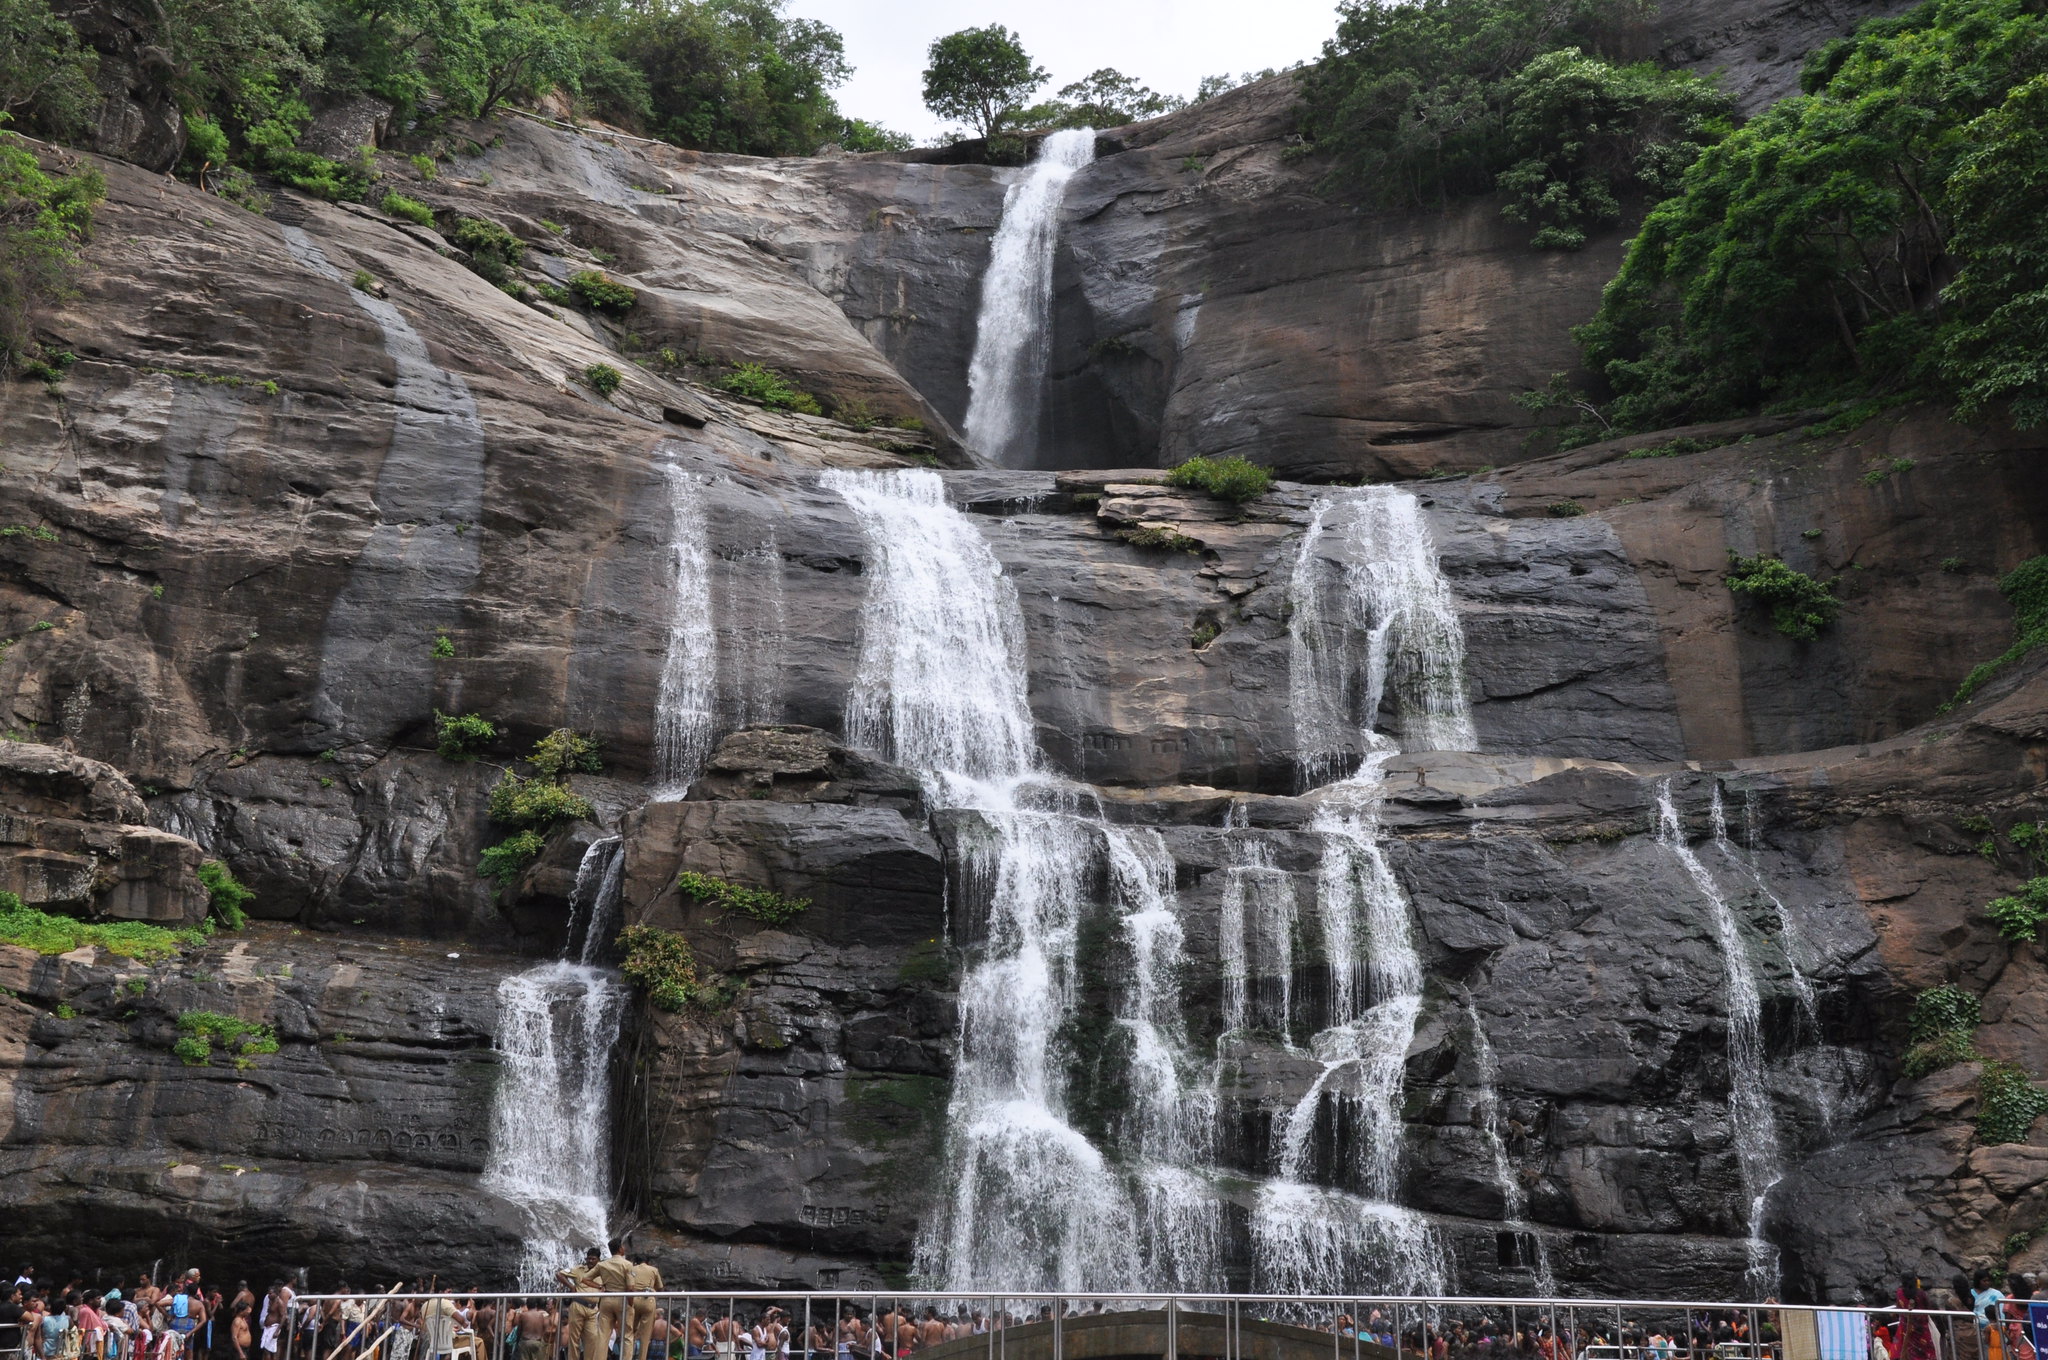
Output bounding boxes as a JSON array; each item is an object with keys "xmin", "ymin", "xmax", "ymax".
[
  {"xmin": 1297, "ymin": 0, "xmax": 1651, "ymax": 209},
  {"xmin": 0, "ymin": 130, "xmax": 102, "ymax": 371},
  {"xmin": 456, "ymin": 0, "xmax": 588, "ymax": 118},
  {"xmin": 921, "ymin": 24, "xmax": 1046, "ymax": 138},
  {"xmin": 1023, "ymin": 67, "xmax": 1182, "ymax": 130},
  {"xmin": 0, "ymin": 0, "xmax": 100, "ymax": 140},
  {"xmin": 601, "ymin": 0, "xmax": 850, "ymax": 156},
  {"xmin": 1493, "ymin": 49, "xmax": 1727, "ymax": 249},
  {"xmin": 835, "ymin": 116, "xmax": 912, "ymax": 151},
  {"xmin": 1577, "ymin": 0, "xmax": 2048, "ymax": 431},
  {"xmin": 1940, "ymin": 74, "xmax": 2048, "ymax": 429}
]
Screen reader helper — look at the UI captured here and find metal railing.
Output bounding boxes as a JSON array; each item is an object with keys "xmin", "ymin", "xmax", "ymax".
[{"xmin": 276, "ymin": 1290, "xmax": 1995, "ymax": 1360}]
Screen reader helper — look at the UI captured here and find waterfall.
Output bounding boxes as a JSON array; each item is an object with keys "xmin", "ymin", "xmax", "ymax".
[
  {"xmin": 962, "ymin": 129, "xmax": 1098, "ymax": 466},
  {"xmin": 1218, "ymin": 843, "xmax": 1298, "ymax": 1046},
  {"xmin": 1711, "ymin": 789, "xmax": 1821, "ymax": 1031},
  {"xmin": 1290, "ymin": 488, "xmax": 1477, "ymax": 786},
  {"xmin": 1467, "ymin": 999, "xmax": 1557, "ymax": 1294},
  {"xmin": 1655, "ymin": 780, "xmax": 1783, "ymax": 1295},
  {"xmin": 482, "ymin": 960, "xmax": 628, "ymax": 1289},
  {"xmin": 654, "ymin": 460, "xmax": 718, "ymax": 799},
  {"xmin": 1104, "ymin": 826, "xmax": 1221, "ymax": 1288},
  {"xmin": 1251, "ymin": 485, "xmax": 1477, "ymax": 1295},
  {"xmin": 824, "ymin": 468, "xmax": 1142, "ymax": 1291},
  {"xmin": 565, "ymin": 836, "xmax": 624, "ymax": 965}
]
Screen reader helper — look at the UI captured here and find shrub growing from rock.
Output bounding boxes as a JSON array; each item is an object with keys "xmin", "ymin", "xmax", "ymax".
[
  {"xmin": 1987, "ymin": 877, "xmax": 2048, "ymax": 942},
  {"xmin": 676, "ymin": 870, "xmax": 809, "ymax": 926},
  {"xmin": 1166, "ymin": 455, "xmax": 1272, "ymax": 503},
  {"xmin": 1948, "ymin": 556, "xmax": 2048, "ymax": 708},
  {"xmin": 568, "ymin": 270, "xmax": 636, "ymax": 313},
  {"xmin": 195, "ymin": 860, "xmax": 252, "ymax": 929},
  {"xmin": 380, "ymin": 192, "xmax": 434, "ymax": 226},
  {"xmin": 479, "ymin": 830, "xmax": 545, "ymax": 886},
  {"xmin": 445, "ymin": 216, "xmax": 523, "ymax": 286},
  {"xmin": 1978, "ymin": 1060, "xmax": 2048, "ymax": 1144},
  {"xmin": 433, "ymin": 709, "xmax": 496, "ymax": 760},
  {"xmin": 716, "ymin": 362, "xmax": 822, "ymax": 415},
  {"xmin": 1725, "ymin": 553, "xmax": 1839, "ymax": 640},
  {"xmin": 173, "ymin": 1010, "xmax": 278, "ymax": 1068},
  {"xmin": 582, "ymin": 362, "xmax": 622, "ymax": 398},
  {"xmin": 617, "ymin": 923, "xmax": 700, "ymax": 1010}
]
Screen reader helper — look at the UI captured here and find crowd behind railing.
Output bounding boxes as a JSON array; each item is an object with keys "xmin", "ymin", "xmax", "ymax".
[{"xmin": 0, "ymin": 1251, "xmax": 2032, "ymax": 1360}]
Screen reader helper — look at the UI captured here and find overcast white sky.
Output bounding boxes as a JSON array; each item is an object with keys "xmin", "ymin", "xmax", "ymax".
[{"xmin": 787, "ymin": 0, "xmax": 1344, "ymax": 142}]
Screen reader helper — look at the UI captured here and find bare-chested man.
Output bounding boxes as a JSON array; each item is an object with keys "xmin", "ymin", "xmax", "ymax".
[
  {"xmin": 711, "ymin": 1311, "xmax": 743, "ymax": 1360},
  {"xmin": 687, "ymin": 1309, "xmax": 710, "ymax": 1360},
  {"xmin": 918, "ymin": 1312, "xmax": 945, "ymax": 1351},
  {"xmin": 513, "ymin": 1300, "xmax": 552, "ymax": 1360}
]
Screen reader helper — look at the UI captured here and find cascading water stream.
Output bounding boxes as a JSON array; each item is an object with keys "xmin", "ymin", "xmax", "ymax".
[
  {"xmin": 823, "ymin": 468, "xmax": 1151, "ymax": 1291},
  {"xmin": 1655, "ymin": 780, "xmax": 1783, "ymax": 1296},
  {"xmin": 962, "ymin": 129, "xmax": 1098, "ymax": 467},
  {"xmin": 483, "ymin": 962, "xmax": 627, "ymax": 1288},
  {"xmin": 654, "ymin": 459, "xmax": 719, "ymax": 799},
  {"xmin": 1466, "ymin": 999, "xmax": 1557, "ymax": 1294},
  {"xmin": 1218, "ymin": 841, "xmax": 1299, "ymax": 1047},
  {"xmin": 1252, "ymin": 485, "xmax": 1476, "ymax": 1296}
]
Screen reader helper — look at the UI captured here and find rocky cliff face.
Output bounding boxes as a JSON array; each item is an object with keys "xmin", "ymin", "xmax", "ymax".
[{"xmin": 5, "ymin": 3, "xmax": 2048, "ymax": 1304}]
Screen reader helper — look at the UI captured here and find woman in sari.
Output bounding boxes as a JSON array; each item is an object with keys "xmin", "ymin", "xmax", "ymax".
[{"xmin": 1896, "ymin": 1277, "xmax": 1941, "ymax": 1360}]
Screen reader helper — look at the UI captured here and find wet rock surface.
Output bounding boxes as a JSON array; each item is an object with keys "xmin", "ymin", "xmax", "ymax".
[{"xmin": 2, "ymin": 11, "xmax": 2048, "ymax": 1304}]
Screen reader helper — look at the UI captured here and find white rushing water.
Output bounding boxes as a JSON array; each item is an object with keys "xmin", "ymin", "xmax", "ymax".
[
  {"xmin": 826, "ymin": 472, "xmax": 1480, "ymax": 1294},
  {"xmin": 654, "ymin": 460, "xmax": 719, "ymax": 799},
  {"xmin": 482, "ymin": 960, "xmax": 628, "ymax": 1289},
  {"xmin": 1467, "ymin": 999, "xmax": 1557, "ymax": 1294},
  {"xmin": 564, "ymin": 836, "xmax": 625, "ymax": 965},
  {"xmin": 962, "ymin": 129, "xmax": 1098, "ymax": 466},
  {"xmin": 1253, "ymin": 485, "xmax": 1478, "ymax": 1295},
  {"xmin": 1290, "ymin": 489, "xmax": 1477, "ymax": 786},
  {"xmin": 1218, "ymin": 842, "xmax": 1299, "ymax": 1047},
  {"xmin": 825, "ymin": 468, "xmax": 1146, "ymax": 1290},
  {"xmin": 1655, "ymin": 780, "xmax": 1783, "ymax": 1296}
]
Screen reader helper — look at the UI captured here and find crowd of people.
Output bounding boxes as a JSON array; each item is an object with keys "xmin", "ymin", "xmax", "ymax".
[{"xmin": 0, "ymin": 1253, "xmax": 2032, "ymax": 1360}]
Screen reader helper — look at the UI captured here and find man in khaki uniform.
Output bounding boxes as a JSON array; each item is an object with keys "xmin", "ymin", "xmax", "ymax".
[
  {"xmin": 589, "ymin": 1241, "xmax": 635, "ymax": 1360},
  {"xmin": 624, "ymin": 1256, "xmax": 663, "ymax": 1360},
  {"xmin": 555, "ymin": 1249, "xmax": 603, "ymax": 1360}
]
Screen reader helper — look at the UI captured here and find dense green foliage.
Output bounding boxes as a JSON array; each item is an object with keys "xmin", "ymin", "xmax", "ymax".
[
  {"xmin": 676, "ymin": 869, "xmax": 808, "ymax": 925},
  {"xmin": 1165, "ymin": 455, "xmax": 1273, "ymax": 504},
  {"xmin": 1296, "ymin": 0, "xmax": 1727, "ymax": 247},
  {"xmin": 0, "ymin": 131, "xmax": 101, "ymax": 373},
  {"xmin": 922, "ymin": 25, "xmax": 1046, "ymax": 138},
  {"xmin": 592, "ymin": 0, "xmax": 853, "ymax": 156},
  {"xmin": 1578, "ymin": 0, "xmax": 2048, "ymax": 430},
  {"xmin": 433, "ymin": 709, "xmax": 496, "ymax": 760},
  {"xmin": 717, "ymin": 361, "xmax": 821, "ymax": 414},
  {"xmin": 1949, "ymin": 556, "xmax": 2048, "ymax": 707},
  {"xmin": 1979, "ymin": 1060, "xmax": 2048, "ymax": 1144},
  {"xmin": 582, "ymin": 361, "xmax": 621, "ymax": 396},
  {"xmin": 195, "ymin": 859, "xmax": 252, "ymax": 929},
  {"xmin": 0, "ymin": 0, "xmax": 99, "ymax": 140},
  {"xmin": 445, "ymin": 215, "xmax": 522, "ymax": 287},
  {"xmin": 487, "ymin": 774, "xmax": 593, "ymax": 827},
  {"xmin": 173, "ymin": 1009, "xmax": 278, "ymax": 1067},
  {"xmin": 0, "ymin": 0, "xmax": 878, "ymax": 198},
  {"xmin": 529, "ymin": 727, "xmax": 603, "ymax": 778},
  {"xmin": 616, "ymin": 923, "xmax": 700, "ymax": 1010},
  {"xmin": 1911, "ymin": 983, "xmax": 1983, "ymax": 1042},
  {"xmin": 568, "ymin": 269, "xmax": 635, "ymax": 313},
  {"xmin": 479, "ymin": 828, "xmax": 545, "ymax": 885},
  {"xmin": 380, "ymin": 191, "xmax": 434, "ymax": 226},
  {"xmin": 1019, "ymin": 68, "xmax": 1182, "ymax": 131},
  {"xmin": 1987, "ymin": 877, "xmax": 2048, "ymax": 942},
  {"xmin": 0, "ymin": 890, "xmax": 208, "ymax": 961},
  {"xmin": 1904, "ymin": 982, "xmax": 1983, "ymax": 1079},
  {"xmin": 1725, "ymin": 554, "xmax": 1839, "ymax": 640}
]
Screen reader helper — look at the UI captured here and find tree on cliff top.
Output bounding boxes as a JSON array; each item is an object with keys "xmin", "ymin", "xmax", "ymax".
[
  {"xmin": 1019, "ymin": 68, "xmax": 1184, "ymax": 130},
  {"xmin": 922, "ymin": 25, "xmax": 1047, "ymax": 138}
]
